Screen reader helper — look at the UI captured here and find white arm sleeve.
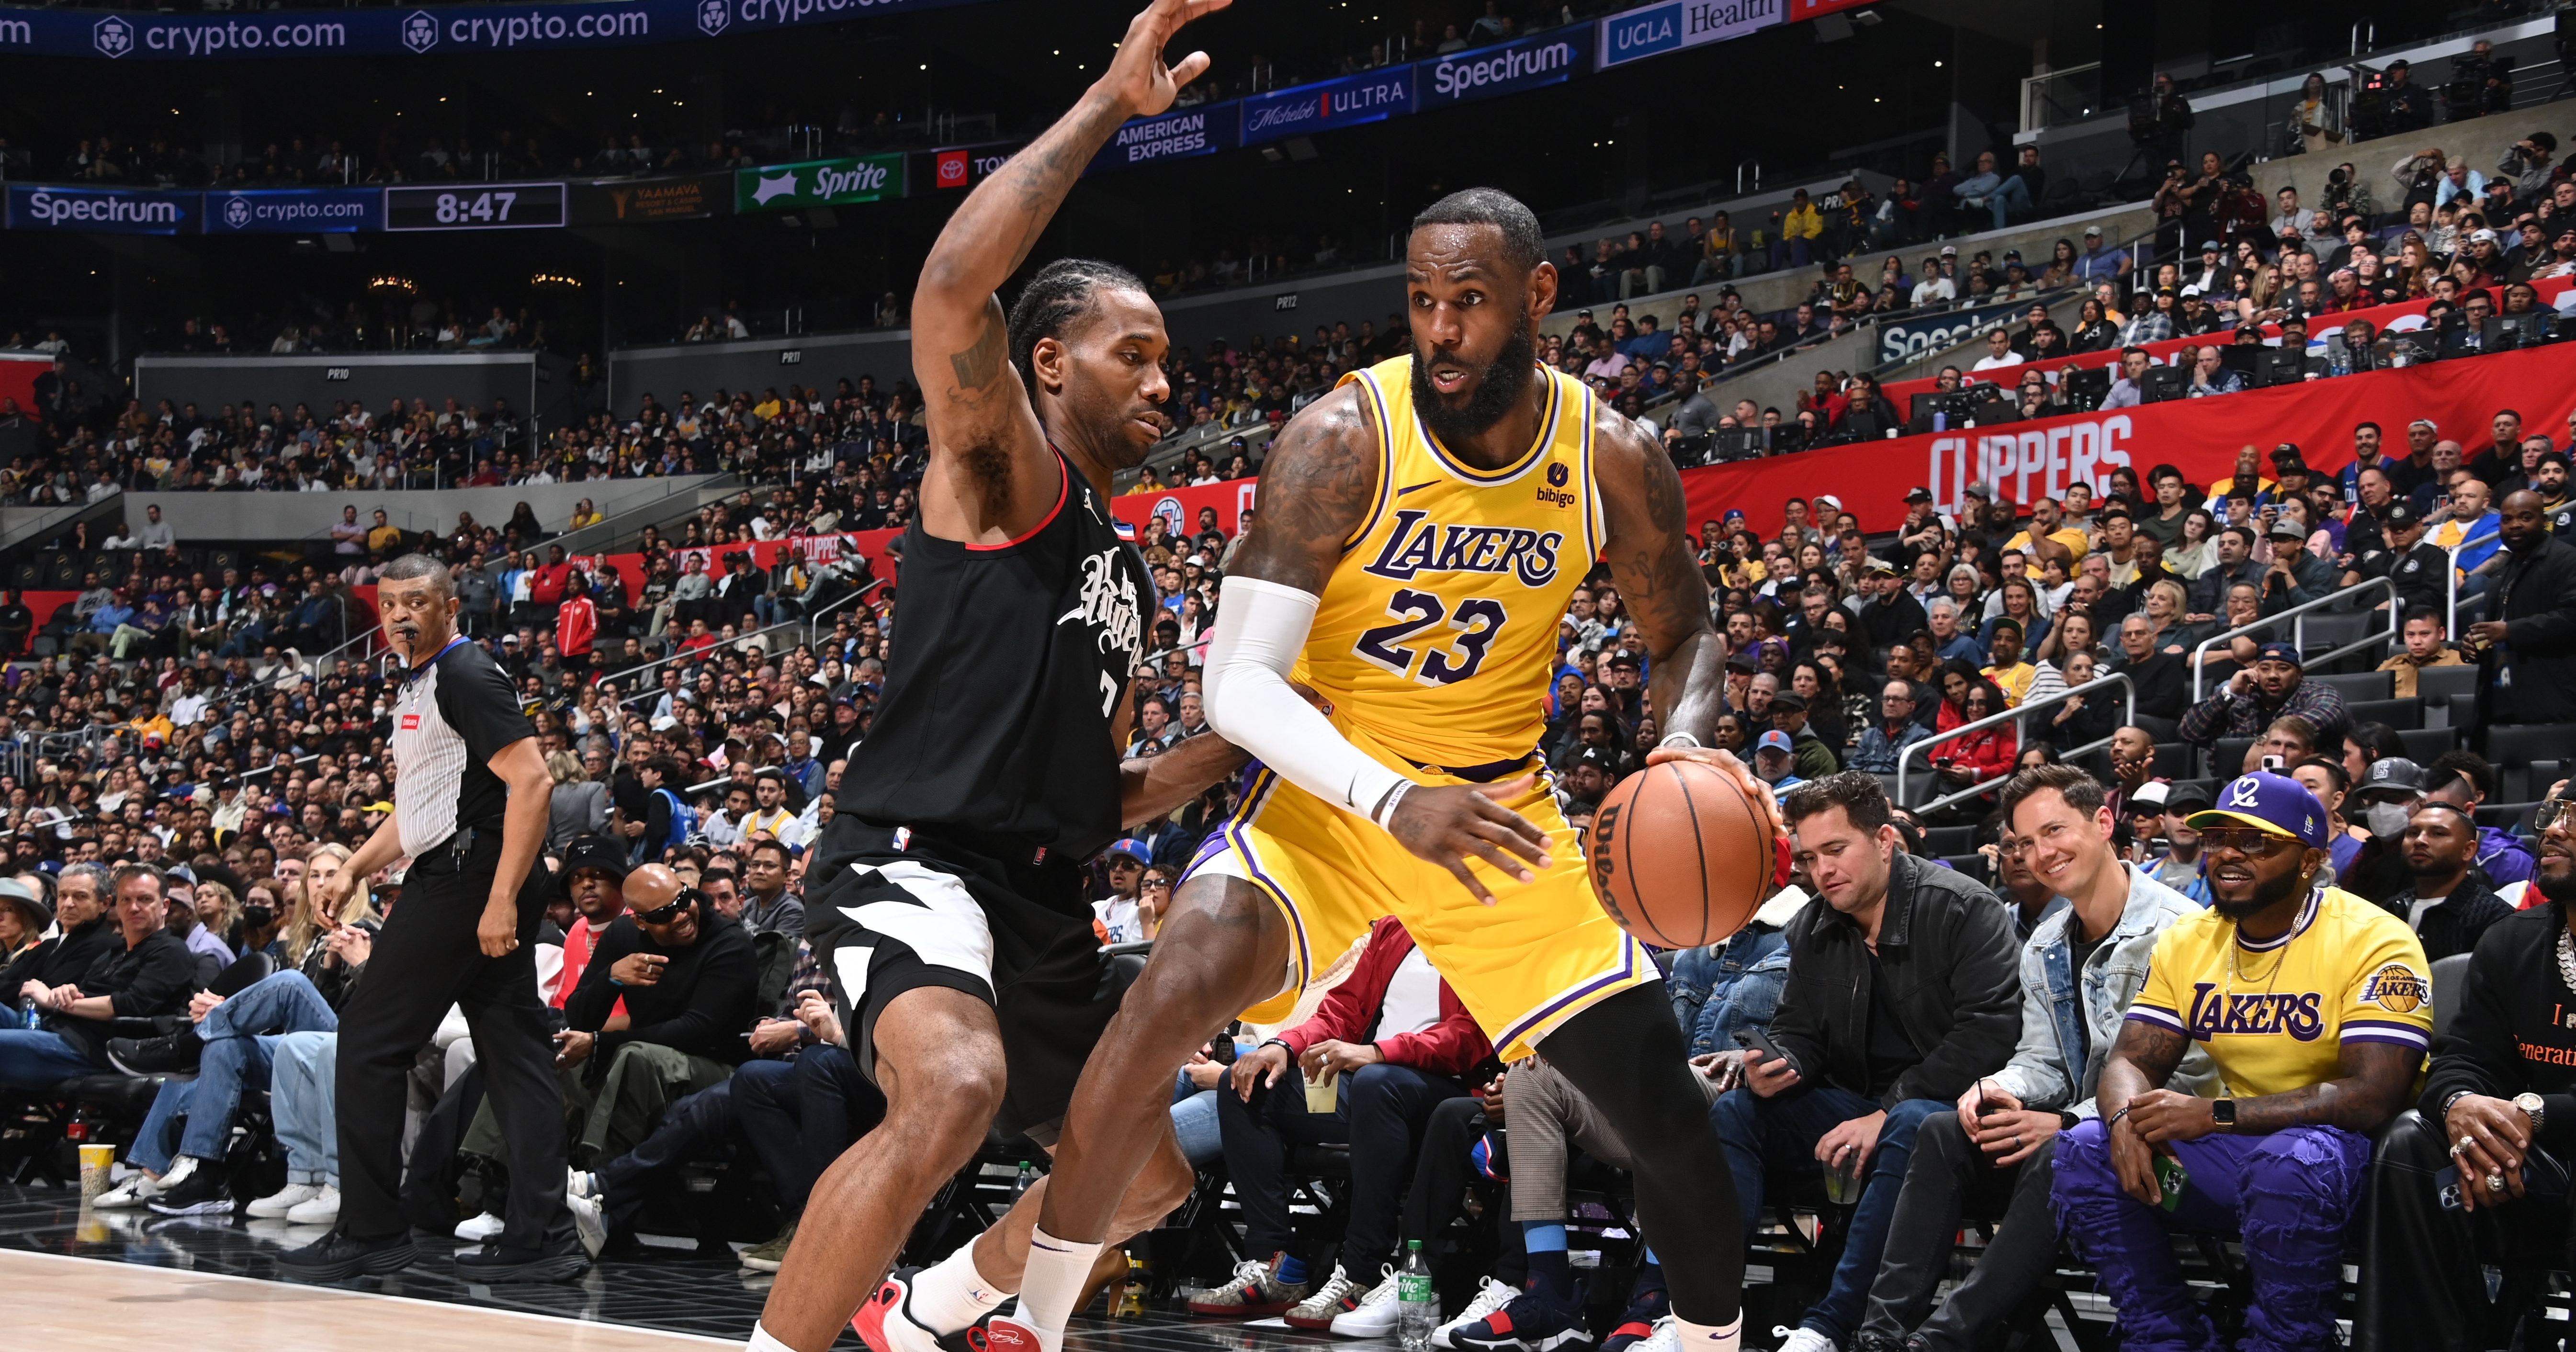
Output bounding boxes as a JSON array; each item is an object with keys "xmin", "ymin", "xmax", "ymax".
[{"xmin": 1202, "ymin": 575, "xmax": 1410, "ymax": 825}]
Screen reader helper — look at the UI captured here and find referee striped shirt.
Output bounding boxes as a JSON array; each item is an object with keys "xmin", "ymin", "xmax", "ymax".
[{"xmin": 391, "ymin": 637, "xmax": 538, "ymax": 857}]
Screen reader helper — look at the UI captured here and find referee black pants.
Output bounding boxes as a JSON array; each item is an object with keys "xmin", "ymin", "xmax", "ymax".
[{"xmin": 336, "ymin": 830, "xmax": 565, "ymax": 1247}]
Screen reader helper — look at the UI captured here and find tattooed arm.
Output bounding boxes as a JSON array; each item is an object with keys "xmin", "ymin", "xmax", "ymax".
[
  {"xmin": 1597, "ymin": 406, "xmax": 1780, "ymax": 836},
  {"xmin": 907, "ymin": 0, "xmax": 1226, "ymax": 544},
  {"xmin": 2096, "ymin": 1017, "xmax": 2192, "ymax": 1205}
]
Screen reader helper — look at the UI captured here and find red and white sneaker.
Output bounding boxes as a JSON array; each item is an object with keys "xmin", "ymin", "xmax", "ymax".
[
  {"xmin": 854, "ymin": 1267, "xmax": 990, "ymax": 1352},
  {"xmin": 980, "ymin": 1314, "xmax": 1046, "ymax": 1352}
]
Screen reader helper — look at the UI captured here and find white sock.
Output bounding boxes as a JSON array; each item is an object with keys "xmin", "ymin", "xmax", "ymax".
[
  {"xmin": 1007, "ymin": 1227, "xmax": 1105, "ymax": 1348},
  {"xmin": 746, "ymin": 1320, "xmax": 800, "ymax": 1352},
  {"xmin": 1672, "ymin": 1314, "xmax": 1742, "ymax": 1351},
  {"xmin": 910, "ymin": 1239, "xmax": 1009, "ymax": 1334}
]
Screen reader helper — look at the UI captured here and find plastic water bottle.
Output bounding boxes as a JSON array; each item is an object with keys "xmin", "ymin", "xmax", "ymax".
[
  {"xmin": 1398, "ymin": 1240, "xmax": 1437, "ymax": 1352},
  {"xmin": 17, "ymin": 995, "xmax": 37, "ymax": 1029},
  {"xmin": 1013, "ymin": 1160, "xmax": 1037, "ymax": 1198}
]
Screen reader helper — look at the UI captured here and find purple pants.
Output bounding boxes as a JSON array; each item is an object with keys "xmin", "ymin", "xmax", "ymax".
[{"xmin": 2052, "ymin": 1116, "xmax": 2371, "ymax": 1352}]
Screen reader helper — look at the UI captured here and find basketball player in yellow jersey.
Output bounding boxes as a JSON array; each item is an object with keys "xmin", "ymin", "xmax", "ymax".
[{"xmin": 983, "ymin": 189, "xmax": 1772, "ymax": 1352}]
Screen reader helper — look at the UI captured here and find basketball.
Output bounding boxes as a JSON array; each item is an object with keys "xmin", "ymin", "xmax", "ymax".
[{"xmin": 1585, "ymin": 759, "xmax": 1776, "ymax": 949}]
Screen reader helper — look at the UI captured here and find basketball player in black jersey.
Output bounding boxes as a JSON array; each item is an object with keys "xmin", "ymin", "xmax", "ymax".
[{"xmin": 746, "ymin": 3, "xmax": 1243, "ymax": 1350}]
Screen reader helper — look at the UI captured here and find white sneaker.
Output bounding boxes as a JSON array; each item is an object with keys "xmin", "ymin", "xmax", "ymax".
[
  {"xmin": 1284, "ymin": 1264, "xmax": 1369, "ymax": 1330},
  {"xmin": 284, "ymin": 1185, "xmax": 339, "ymax": 1226},
  {"xmin": 566, "ymin": 1168, "xmax": 598, "ymax": 1201},
  {"xmin": 452, "ymin": 1211, "xmax": 506, "ymax": 1242},
  {"xmin": 1328, "ymin": 1267, "xmax": 1404, "ymax": 1338},
  {"xmin": 1772, "ymin": 1327, "xmax": 1838, "ymax": 1352},
  {"xmin": 1435, "ymin": 1279, "xmax": 1521, "ymax": 1348},
  {"xmin": 246, "ymin": 1183, "xmax": 322, "ymax": 1218},
  {"xmin": 94, "ymin": 1165, "xmax": 171, "ymax": 1210},
  {"xmin": 565, "ymin": 1190, "xmax": 606, "ymax": 1258},
  {"xmin": 1634, "ymin": 1318, "xmax": 1679, "ymax": 1352}
]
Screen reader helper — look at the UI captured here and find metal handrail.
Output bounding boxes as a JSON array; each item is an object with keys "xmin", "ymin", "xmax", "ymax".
[
  {"xmin": 614, "ymin": 575, "xmax": 886, "ymax": 710},
  {"xmin": 1894, "ymin": 672, "xmax": 2135, "ymax": 815},
  {"xmin": 545, "ymin": 472, "xmax": 740, "ymax": 558},
  {"xmin": 2187, "ymin": 575, "xmax": 2400, "ymax": 700}
]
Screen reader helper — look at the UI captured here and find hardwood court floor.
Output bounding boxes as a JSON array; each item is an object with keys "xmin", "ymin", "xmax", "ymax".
[{"xmin": 0, "ymin": 1183, "xmax": 1365, "ymax": 1352}]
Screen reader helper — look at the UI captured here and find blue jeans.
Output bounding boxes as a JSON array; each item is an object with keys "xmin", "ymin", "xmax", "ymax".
[
  {"xmin": 271, "ymin": 1030, "xmax": 338, "ymax": 1185},
  {"xmin": 1713, "ymin": 1083, "xmax": 1948, "ymax": 1342},
  {"xmin": 1171, "ymin": 1074, "xmax": 1221, "ymax": 1167},
  {"xmin": 0, "ymin": 1027, "xmax": 98, "ymax": 1089},
  {"xmin": 137, "ymin": 971, "xmax": 340, "ymax": 1170},
  {"xmin": 1981, "ymin": 176, "xmax": 2035, "ymax": 229}
]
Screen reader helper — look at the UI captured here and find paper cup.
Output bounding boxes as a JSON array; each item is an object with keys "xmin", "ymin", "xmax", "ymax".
[
  {"xmin": 1304, "ymin": 1074, "xmax": 1339, "ymax": 1114},
  {"xmin": 78, "ymin": 1145, "xmax": 113, "ymax": 1200}
]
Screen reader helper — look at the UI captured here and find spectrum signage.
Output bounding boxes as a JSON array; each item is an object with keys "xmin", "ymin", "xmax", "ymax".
[
  {"xmin": 7, "ymin": 183, "xmax": 199, "ymax": 234},
  {"xmin": 1418, "ymin": 26, "xmax": 1595, "ymax": 106}
]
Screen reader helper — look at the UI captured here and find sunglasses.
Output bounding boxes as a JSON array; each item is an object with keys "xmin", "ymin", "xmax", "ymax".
[
  {"xmin": 633, "ymin": 888, "xmax": 702, "ymax": 926},
  {"xmin": 2197, "ymin": 827, "xmax": 2301, "ymax": 858},
  {"xmin": 2538, "ymin": 798, "xmax": 2572, "ymax": 832}
]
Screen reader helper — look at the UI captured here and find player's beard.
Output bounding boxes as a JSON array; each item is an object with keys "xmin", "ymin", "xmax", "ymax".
[
  {"xmin": 1414, "ymin": 314, "xmax": 1537, "ymax": 444},
  {"xmin": 2211, "ymin": 859, "xmax": 2308, "ymax": 922}
]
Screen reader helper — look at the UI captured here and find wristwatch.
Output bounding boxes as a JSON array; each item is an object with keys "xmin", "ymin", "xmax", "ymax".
[
  {"xmin": 2211, "ymin": 1098, "xmax": 2237, "ymax": 1132},
  {"xmin": 2057, "ymin": 1109, "xmax": 2081, "ymax": 1131},
  {"xmin": 2516, "ymin": 1092, "xmax": 2547, "ymax": 1134}
]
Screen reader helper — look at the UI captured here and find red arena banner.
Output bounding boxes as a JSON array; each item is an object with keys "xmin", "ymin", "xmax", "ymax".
[
  {"xmin": 1880, "ymin": 277, "xmax": 2576, "ymax": 407},
  {"xmin": 1680, "ymin": 343, "xmax": 2576, "ymax": 535},
  {"xmin": 1108, "ymin": 475, "xmax": 1262, "ymax": 545}
]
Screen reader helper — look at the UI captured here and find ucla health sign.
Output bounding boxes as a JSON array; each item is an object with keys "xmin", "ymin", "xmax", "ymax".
[
  {"xmin": 1596, "ymin": 0, "xmax": 1782, "ymax": 70},
  {"xmin": 1419, "ymin": 27, "xmax": 1595, "ymax": 107},
  {"xmin": 206, "ymin": 187, "xmax": 382, "ymax": 233},
  {"xmin": 1241, "ymin": 68, "xmax": 1416, "ymax": 146},
  {"xmin": 0, "ymin": 0, "xmax": 984, "ymax": 60},
  {"xmin": 8, "ymin": 183, "xmax": 198, "ymax": 234}
]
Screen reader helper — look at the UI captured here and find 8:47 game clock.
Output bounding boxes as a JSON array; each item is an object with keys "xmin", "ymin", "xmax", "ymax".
[{"xmin": 385, "ymin": 183, "xmax": 566, "ymax": 232}]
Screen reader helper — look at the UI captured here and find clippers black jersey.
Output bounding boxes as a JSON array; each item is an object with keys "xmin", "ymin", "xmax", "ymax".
[{"xmin": 837, "ymin": 452, "xmax": 1154, "ymax": 864}]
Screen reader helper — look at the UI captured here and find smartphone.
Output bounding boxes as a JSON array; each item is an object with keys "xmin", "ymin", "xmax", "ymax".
[
  {"xmin": 2261, "ymin": 754, "xmax": 2287, "ymax": 772},
  {"xmin": 1732, "ymin": 1026, "xmax": 1789, "ymax": 1067},
  {"xmin": 2153, "ymin": 1154, "xmax": 2191, "ymax": 1212}
]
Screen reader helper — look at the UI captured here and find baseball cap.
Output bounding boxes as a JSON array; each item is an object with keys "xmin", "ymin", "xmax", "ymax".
[
  {"xmin": 2383, "ymin": 500, "xmax": 2422, "ymax": 529},
  {"xmin": 1606, "ymin": 651, "xmax": 1640, "ymax": 669},
  {"xmin": 1816, "ymin": 494, "xmax": 1843, "ymax": 511},
  {"xmin": 2180, "ymin": 284, "xmax": 2203, "ymax": 298},
  {"xmin": 2254, "ymin": 641, "xmax": 2304, "ymax": 667},
  {"xmin": 2084, "ymin": 225, "xmax": 2103, "ymax": 237},
  {"xmin": 1964, "ymin": 481, "xmax": 1996, "ymax": 501},
  {"xmin": 557, "ymin": 835, "xmax": 632, "ymax": 893},
  {"xmin": 2163, "ymin": 781, "xmax": 2215, "ymax": 813},
  {"xmin": 2472, "ymin": 228, "xmax": 2501, "ymax": 244},
  {"xmin": 1575, "ymin": 745, "xmax": 1620, "ymax": 772},
  {"xmin": 2186, "ymin": 770, "xmax": 2331, "ymax": 847},
  {"xmin": 1106, "ymin": 838, "xmax": 1152, "ymax": 866},
  {"xmin": 1770, "ymin": 692, "xmax": 1808, "ymax": 712},
  {"xmin": 1904, "ymin": 487, "xmax": 1933, "ymax": 502},
  {"xmin": 2268, "ymin": 517, "xmax": 2308, "ymax": 540},
  {"xmin": 1756, "ymin": 730, "xmax": 1795, "ymax": 755},
  {"xmin": 2358, "ymin": 757, "xmax": 2427, "ymax": 799},
  {"xmin": 2129, "ymin": 782, "xmax": 2170, "ymax": 812},
  {"xmin": 2200, "ymin": 240, "xmax": 2222, "ymax": 252}
]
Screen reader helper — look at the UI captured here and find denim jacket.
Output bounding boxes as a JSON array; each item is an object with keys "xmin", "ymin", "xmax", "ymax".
[
  {"xmin": 1989, "ymin": 861, "xmax": 2220, "ymax": 1118},
  {"xmin": 1668, "ymin": 923, "xmax": 1792, "ymax": 1058}
]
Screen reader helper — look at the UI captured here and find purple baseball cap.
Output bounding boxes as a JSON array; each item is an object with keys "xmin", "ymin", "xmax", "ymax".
[{"xmin": 2185, "ymin": 770, "xmax": 2331, "ymax": 848}]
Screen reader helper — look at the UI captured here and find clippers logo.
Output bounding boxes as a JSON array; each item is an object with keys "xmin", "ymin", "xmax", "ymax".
[
  {"xmin": 2363, "ymin": 962, "xmax": 2429, "ymax": 1014},
  {"xmin": 401, "ymin": 11, "xmax": 438, "ymax": 51},
  {"xmin": 1363, "ymin": 508, "xmax": 1563, "ymax": 587},
  {"xmin": 697, "ymin": 0, "xmax": 730, "ymax": 36},
  {"xmin": 2187, "ymin": 982, "xmax": 2327, "ymax": 1041},
  {"xmin": 92, "ymin": 15, "xmax": 133, "ymax": 56}
]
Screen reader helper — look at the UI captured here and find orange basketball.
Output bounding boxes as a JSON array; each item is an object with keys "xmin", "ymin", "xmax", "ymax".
[{"xmin": 1585, "ymin": 759, "xmax": 1775, "ymax": 949}]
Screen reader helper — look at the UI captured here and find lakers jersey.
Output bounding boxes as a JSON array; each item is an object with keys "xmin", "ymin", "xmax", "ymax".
[{"xmin": 1296, "ymin": 356, "xmax": 1602, "ymax": 771}]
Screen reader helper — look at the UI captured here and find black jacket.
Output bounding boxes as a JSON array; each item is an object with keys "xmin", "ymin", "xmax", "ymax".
[
  {"xmin": 1767, "ymin": 850, "xmax": 2023, "ymax": 1110},
  {"xmin": 2374, "ymin": 873, "xmax": 2514, "ymax": 964},
  {"xmin": 2114, "ymin": 649, "xmax": 2187, "ymax": 721},
  {"xmin": 2493, "ymin": 532, "xmax": 2576, "ymax": 723},
  {"xmin": 564, "ymin": 900, "xmax": 757, "ymax": 1065},
  {"xmin": 50, "ymin": 927, "xmax": 199, "ymax": 1066},
  {"xmin": 0, "ymin": 914, "xmax": 118, "ymax": 994},
  {"xmin": 2422, "ymin": 907, "xmax": 2576, "ymax": 1156}
]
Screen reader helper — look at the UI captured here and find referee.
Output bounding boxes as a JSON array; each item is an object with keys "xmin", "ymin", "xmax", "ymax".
[{"xmin": 282, "ymin": 553, "xmax": 581, "ymax": 1282}]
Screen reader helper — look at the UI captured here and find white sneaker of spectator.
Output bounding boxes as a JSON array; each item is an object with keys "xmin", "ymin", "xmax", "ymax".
[
  {"xmin": 453, "ymin": 1211, "xmax": 506, "ymax": 1242},
  {"xmin": 1633, "ymin": 1318, "xmax": 1679, "ymax": 1352},
  {"xmin": 1435, "ymin": 1279, "xmax": 1521, "ymax": 1348},
  {"xmin": 1772, "ymin": 1326, "xmax": 1836, "ymax": 1352},
  {"xmin": 567, "ymin": 1168, "xmax": 599, "ymax": 1201},
  {"xmin": 565, "ymin": 1190, "xmax": 606, "ymax": 1258},
  {"xmin": 94, "ymin": 1163, "xmax": 175, "ymax": 1210},
  {"xmin": 284, "ymin": 1185, "xmax": 339, "ymax": 1226},
  {"xmin": 1327, "ymin": 1267, "xmax": 1405, "ymax": 1338},
  {"xmin": 246, "ymin": 1182, "xmax": 323, "ymax": 1219}
]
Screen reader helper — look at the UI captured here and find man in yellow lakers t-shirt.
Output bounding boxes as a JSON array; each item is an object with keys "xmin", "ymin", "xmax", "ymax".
[{"xmin": 2051, "ymin": 770, "xmax": 2429, "ymax": 1352}]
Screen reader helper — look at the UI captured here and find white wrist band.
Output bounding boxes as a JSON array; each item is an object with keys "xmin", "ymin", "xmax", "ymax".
[{"xmin": 1661, "ymin": 732, "xmax": 1703, "ymax": 749}]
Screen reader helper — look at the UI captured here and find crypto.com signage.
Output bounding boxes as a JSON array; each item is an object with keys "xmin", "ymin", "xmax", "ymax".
[{"xmin": 0, "ymin": 0, "xmax": 983, "ymax": 59}]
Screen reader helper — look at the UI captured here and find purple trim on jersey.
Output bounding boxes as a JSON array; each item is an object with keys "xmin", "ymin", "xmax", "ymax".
[{"xmin": 1494, "ymin": 938, "xmax": 1645, "ymax": 1054}]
